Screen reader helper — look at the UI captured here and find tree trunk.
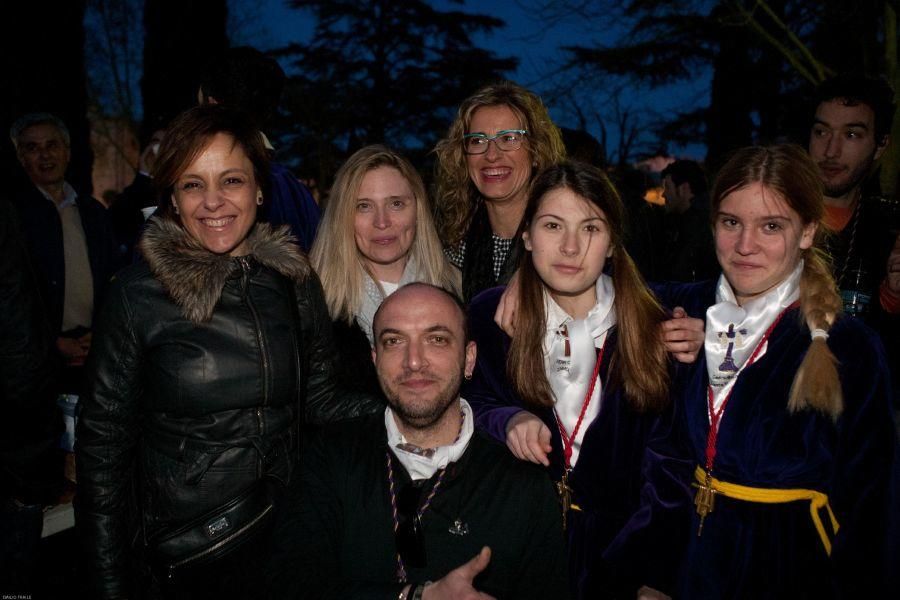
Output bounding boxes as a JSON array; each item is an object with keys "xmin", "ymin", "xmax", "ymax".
[{"xmin": 706, "ymin": 22, "xmax": 755, "ymax": 172}]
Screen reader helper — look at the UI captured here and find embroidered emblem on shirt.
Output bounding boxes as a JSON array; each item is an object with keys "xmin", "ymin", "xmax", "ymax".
[
  {"xmin": 553, "ymin": 324, "xmax": 573, "ymax": 374},
  {"xmin": 448, "ymin": 519, "xmax": 469, "ymax": 536},
  {"xmin": 557, "ymin": 324, "xmax": 571, "ymax": 357},
  {"xmin": 716, "ymin": 323, "xmax": 748, "ymax": 372}
]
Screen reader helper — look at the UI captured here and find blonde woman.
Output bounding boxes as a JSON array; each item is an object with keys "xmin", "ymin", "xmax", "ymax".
[
  {"xmin": 434, "ymin": 81, "xmax": 566, "ymax": 301},
  {"xmin": 310, "ymin": 145, "xmax": 459, "ymax": 395}
]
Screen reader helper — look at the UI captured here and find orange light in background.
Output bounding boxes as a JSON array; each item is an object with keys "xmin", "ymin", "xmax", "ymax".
[{"xmin": 644, "ymin": 186, "xmax": 665, "ymax": 206}]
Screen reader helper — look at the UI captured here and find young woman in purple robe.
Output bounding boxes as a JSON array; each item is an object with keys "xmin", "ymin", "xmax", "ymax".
[
  {"xmin": 636, "ymin": 144, "xmax": 896, "ymax": 598},
  {"xmin": 464, "ymin": 161, "xmax": 703, "ymax": 598}
]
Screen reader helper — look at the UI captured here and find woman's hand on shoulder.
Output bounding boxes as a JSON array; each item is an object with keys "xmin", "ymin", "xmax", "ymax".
[
  {"xmin": 660, "ymin": 306, "xmax": 704, "ymax": 364},
  {"xmin": 493, "ymin": 270, "xmax": 520, "ymax": 336},
  {"xmin": 505, "ymin": 410, "xmax": 551, "ymax": 466}
]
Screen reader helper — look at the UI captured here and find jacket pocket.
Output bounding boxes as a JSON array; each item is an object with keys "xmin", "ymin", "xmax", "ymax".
[{"xmin": 147, "ymin": 480, "xmax": 275, "ymax": 582}]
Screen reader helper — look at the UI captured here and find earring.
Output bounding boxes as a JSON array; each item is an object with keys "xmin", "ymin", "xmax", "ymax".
[
  {"xmin": 464, "ymin": 372, "xmax": 473, "ymax": 381},
  {"xmin": 172, "ymin": 201, "xmax": 179, "ymax": 215},
  {"xmin": 256, "ymin": 192, "xmax": 263, "ymax": 206}
]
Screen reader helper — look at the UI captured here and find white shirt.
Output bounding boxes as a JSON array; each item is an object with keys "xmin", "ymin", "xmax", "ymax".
[
  {"xmin": 543, "ymin": 275, "xmax": 616, "ymax": 466},
  {"xmin": 385, "ymin": 399, "xmax": 475, "ymax": 480}
]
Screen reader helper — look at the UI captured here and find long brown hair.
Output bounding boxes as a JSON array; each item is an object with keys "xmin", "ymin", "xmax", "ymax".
[
  {"xmin": 433, "ymin": 81, "xmax": 566, "ymax": 247},
  {"xmin": 508, "ymin": 161, "xmax": 670, "ymax": 412},
  {"xmin": 711, "ymin": 144, "xmax": 843, "ymax": 418}
]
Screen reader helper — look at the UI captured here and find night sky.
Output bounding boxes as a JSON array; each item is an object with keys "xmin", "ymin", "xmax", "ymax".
[{"xmin": 232, "ymin": 0, "xmax": 710, "ymax": 160}]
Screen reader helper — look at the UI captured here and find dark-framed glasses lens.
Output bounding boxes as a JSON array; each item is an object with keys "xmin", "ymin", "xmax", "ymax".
[
  {"xmin": 464, "ymin": 135, "xmax": 489, "ymax": 154},
  {"xmin": 495, "ymin": 133, "xmax": 524, "ymax": 151}
]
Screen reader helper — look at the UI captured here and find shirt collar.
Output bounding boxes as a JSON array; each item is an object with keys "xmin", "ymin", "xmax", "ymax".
[
  {"xmin": 37, "ymin": 181, "xmax": 77, "ymax": 209},
  {"xmin": 384, "ymin": 399, "xmax": 474, "ymax": 481},
  {"xmin": 543, "ymin": 273, "xmax": 616, "ymax": 332}
]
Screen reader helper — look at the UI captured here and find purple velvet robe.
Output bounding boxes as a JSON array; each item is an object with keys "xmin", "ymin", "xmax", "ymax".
[
  {"xmin": 463, "ymin": 287, "xmax": 690, "ymax": 598},
  {"xmin": 648, "ymin": 281, "xmax": 897, "ymax": 598}
]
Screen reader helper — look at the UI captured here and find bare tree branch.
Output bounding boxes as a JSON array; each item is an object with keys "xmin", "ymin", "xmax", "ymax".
[{"xmin": 729, "ymin": 0, "xmax": 834, "ymax": 85}]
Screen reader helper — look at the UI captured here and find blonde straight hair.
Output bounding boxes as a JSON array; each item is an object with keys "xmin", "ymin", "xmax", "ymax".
[
  {"xmin": 711, "ymin": 144, "xmax": 843, "ymax": 418},
  {"xmin": 310, "ymin": 145, "xmax": 460, "ymax": 323}
]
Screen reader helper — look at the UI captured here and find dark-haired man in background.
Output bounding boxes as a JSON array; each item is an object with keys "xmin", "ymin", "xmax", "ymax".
[
  {"xmin": 108, "ymin": 127, "xmax": 167, "ymax": 260},
  {"xmin": 808, "ymin": 74, "xmax": 900, "ymax": 411},
  {"xmin": 657, "ymin": 159, "xmax": 719, "ymax": 282},
  {"xmin": 809, "ymin": 74, "xmax": 900, "ymax": 320}
]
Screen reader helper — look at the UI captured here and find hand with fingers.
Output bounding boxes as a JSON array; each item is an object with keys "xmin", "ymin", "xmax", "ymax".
[
  {"xmin": 57, "ymin": 334, "xmax": 91, "ymax": 366},
  {"xmin": 505, "ymin": 411, "xmax": 552, "ymax": 466},
  {"xmin": 660, "ymin": 306, "xmax": 704, "ymax": 364},
  {"xmin": 493, "ymin": 271, "xmax": 520, "ymax": 337},
  {"xmin": 422, "ymin": 547, "xmax": 497, "ymax": 600}
]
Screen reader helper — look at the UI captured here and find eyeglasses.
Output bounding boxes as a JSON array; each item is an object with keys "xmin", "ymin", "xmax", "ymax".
[
  {"xmin": 463, "ymin": 129, "xmax": 528, "ymax": 154},
  {"xmin": 395, "ymin": 483, "xmax": 426, "ymax": 568}
]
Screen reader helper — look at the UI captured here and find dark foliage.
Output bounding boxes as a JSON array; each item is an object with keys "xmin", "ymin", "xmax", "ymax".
[
  {"xmin": 0, "ymin": 1, "xmax": 91, "ymax": 193},
  {"xmin": 142, "ymin": 0, "xmax": 229, "ymax": 140},
  {"xmin": 557, "ymin": 0, "xmax": 895, "ymax": 172},
  {"xmin": 272, "ymin": 0, "xmax": 518, "ymax": 187}
]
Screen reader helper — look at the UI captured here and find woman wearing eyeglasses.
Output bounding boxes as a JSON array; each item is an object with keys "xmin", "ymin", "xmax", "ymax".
[{"xmin": 434, "ymin": 81, "xmax": 566, "ymax": 302}]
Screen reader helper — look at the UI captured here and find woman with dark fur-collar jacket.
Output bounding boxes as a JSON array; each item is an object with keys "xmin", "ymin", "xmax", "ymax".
[{"xmin": 75, "ymin": 106, "xmax": 382, "ymax": 600}]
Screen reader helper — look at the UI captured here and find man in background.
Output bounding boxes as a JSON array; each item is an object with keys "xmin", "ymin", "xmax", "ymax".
[
  {"xmin": 9, "ymin": 113, "xmax": 118, "ymax": 390},
  {"xmin": 808, "ymin": 74, "xmax": 900, "ymax": 320},
  {"xmin": 808, "ymin": 74, "xmax": 900, "ymax": 411},
  {"xmin": 109, "ymin": 127, "xmax": 166, "ymax": 260},
  {"xmin": 657, "ymin": 159, "xmax": 718, "ymax": 282}
]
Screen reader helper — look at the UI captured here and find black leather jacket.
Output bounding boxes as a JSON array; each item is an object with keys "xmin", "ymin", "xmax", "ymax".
[{"xmin": 75, "ymin": 219, "xmax": 382, "ymax": 599}]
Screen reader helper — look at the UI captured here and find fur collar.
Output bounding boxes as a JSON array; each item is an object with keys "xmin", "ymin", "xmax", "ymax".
[{"xmin": 139, "ymin": 217, "xmax": 310, "ymax": 323}]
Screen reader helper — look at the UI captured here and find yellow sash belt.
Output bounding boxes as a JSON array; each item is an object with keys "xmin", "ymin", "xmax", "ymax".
[{"xmin": 693, "ymin": 466, "xmax": 840, "ymax": 555}]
